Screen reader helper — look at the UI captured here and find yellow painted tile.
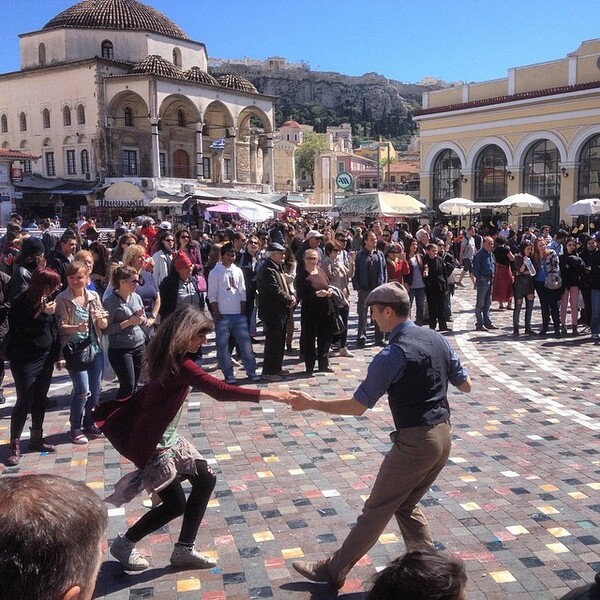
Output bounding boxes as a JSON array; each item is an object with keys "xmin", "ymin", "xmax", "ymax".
[
  {"xmin": 86, "ymin": 481, "xmax": 104, "ymax": 490},
  {"xmin": 70, "ymin": 459, "xmax": 87, "ymax": 467},
  {"xmin": 340, "ymin": 454, "xmax": 356, "ymax": 461},
  {"xmin": 547, "ymin": 527, "xmax": 571, "ymax": 538},
  {"xmin": 214, "ymin": 453, "xmax": 231, "ymax": 461},
  {"xmin": 506, "ymin": 525, "xmax": 530, "ymax": 535},
  {"xmin": 281, "ymin": 547, "xmax": 304, "ymax": 559},
  {"xmin": 486, "ymin": 406, "xmax": 499, "ymax": 410},
  {"xmin": 288, "ymin": 468, "xmax": 304, "ymax": 476},
  {"xmin": 321, "ymin": 420, "xmax": 335, "ymax": 426},
  {"xmin": 487, "ymin": 420, "xmax": 501, "ymax": 425},
  {"xmin": 587, "ymin": 482, "xmax": 600, "ymax": 490},
  {"xmin": 378, "ymin": 533, "xmax": 399, "ymax": 544},
  {"xmin": 569, "ymin": 491, "xmax": 589, "ymax": 500},
  {"xmin": 176, "ymin": 578, "xmax": 201, "ymax": 592},
  {"xmin": 253, "ymin": 531, "xmax": 275, "ymax": 542},
  {"xmin": 257, "ymin": 471, "xmax": 274, "ymax": 478},
  {"xmin": 227, "ymin": 445, "xmax": 241, "ymax": 452},
  {"xmin": 484, "ymin": 425, "xmax": 499, "ymax": 431},
  {"xmin": 489, "ymin": 570, "xmax": 516, "ymax": 583},
  {"xmin": 460, "ymin": 502, "xmax": 482, "ymax": 511},
  {"xmin": 201, "ymin": 550, "xmax": 219, "ymax": 561},
  {"xmin": 460, "ymin": 475, "xmax": 478, "ymax": 483},
  {"xmin": 546, "ymin": 542, "xmax": 569, "ymax": 554},
  {"xmin": 449, "ymin": 456, "xmax": 467, "ymax": 464},
  {"xmin": 263, "ymin": 456, "xmax": 279, "ymax": 463},
  {"xmin": 467, "ymin": 431, "xmax": 483, "ymax": 437},
  {"xmin": 537, "ymin": 505, "xmax": 560, "ymax": 515},
  {"xmin": 207, "ymin": 499, "xmax": 220, "ymax": 508},
  {"xmin": 539, "ymin": 484, "xmax": 559, "ymax": 492}
]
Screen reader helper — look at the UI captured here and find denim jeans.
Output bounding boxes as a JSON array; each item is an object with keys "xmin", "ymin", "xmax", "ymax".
[
  {"xmin": 68, "ymin": 349, "xmax": 103, "ymax": 430},
  {"xmin": 409, "ymin": 287, "xmax": 425, "ymax": 324},
  {"xmin": 591, "ymin": 289, "xmax": 600, "ymax": 336},
  {"xmin": 475, "ymin": 277, "xmax": 493, "ymax": 328},
  {"xmin": 215, "ymin": 313, "xmax": 257, "ymax": 378}
]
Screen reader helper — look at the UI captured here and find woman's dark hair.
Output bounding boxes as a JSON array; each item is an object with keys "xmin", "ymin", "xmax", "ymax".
[
  {"xmin": 112, "ymin": 233, "xmax": 137, "ymax": 263},
  {"xmin": 89, "ymin": 241, "xmax": 110, "ymax": 277},
  {"xmin": 143, "ymin": 305, "xmax": 214, "ymax": 383},
  {"xmin": 366, "ymin": 550, "xmax": 467, "ymax": 600},
  {"xmin": 519, "ymin": 240, "xmax": 533, "ymax": 255},
  {"xmin": 175, "ymin": 228, "xmax": 191, "ymax": 250},
  {"xmin": 495, "ymin": 235, "xmax": 507, "ymax": 247},
  {"xmin": 156, "ymin": 229, "xmax": 175, "ymax": 253},
  {"xmin": 324, "ymin": 241, "xmax": 338, "ymax": 255},
  {"xmin": 23, "ymin": 267, "xmax": 60, "ymax": 317},
  {"xmin": 111, "ymin": 265, "xmax": 138, "ymax": 289},
  {"xmin": 564, "ymin": 236, "xmax": 577, "ymax": 252}
]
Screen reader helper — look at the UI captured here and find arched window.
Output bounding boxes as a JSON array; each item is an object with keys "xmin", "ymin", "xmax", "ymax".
[
  {"xmin": 0, "ymin": 114, "xmax": 7, "ymax": 134},
  {"xmin": 101, "ymin": 40, "xmax": 114, "ymax": 60},
  {"xmin": 81, "ymin": 149, "xmax": 90, "ymax": 174},
  {"xmin": 19, "ymin": 112, "xmax": 27, "ymax": 132},
  {"xmin": 42, "ymin": 108, "xmax": 51, "ymax": 129},
  {"xmin": 474, "ymin": 145, "xmax": 507, "ymax": 201},
  {"xmin": 578, "ymin": 135, "xmax": 600, "ymax": 199},
  {"xmin": 177, "ymin": 108, "xmax": 186, "ymax": 127},
  {"xmin": 523, "ymin": 139, "xmax": 560, "ymax": 227},
  {"xmin": 38, "ymin": 43, "xmax": 46, "ymax": 66},
  {"xmin": 172, "ymin": 47, "xmax": 181, "ymax": 67},
  {"xmin": 124, "ymin": 106, "xmax": 134, "ymax": 127},
  {"xmin": 432, "ymin": 149, "xmax": 462, "ymax": 211},
  {"xmin": 63, "ymin": 106, "xmax": 71, "ymax": 126},
  {"xmin": 77, "ymin": 104, "xmax": 86, "ymax": 125}
]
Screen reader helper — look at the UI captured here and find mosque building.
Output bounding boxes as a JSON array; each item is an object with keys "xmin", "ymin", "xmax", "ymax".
[{"xmin": 0, "ymin": 0, "xmax": 277, "ymax": 222}]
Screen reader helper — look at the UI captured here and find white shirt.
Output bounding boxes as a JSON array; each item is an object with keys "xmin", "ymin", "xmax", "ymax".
[{"xmin": 207, "ymin": 262, "xmax": 246, "ymax": 314}]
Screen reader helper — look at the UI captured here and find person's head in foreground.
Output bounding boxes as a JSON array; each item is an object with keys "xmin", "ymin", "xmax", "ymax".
[
  {"xmin": 0, "ymin": 474, "xmax": 108, "ymax": 600},
  {"xmin": 366, "ymin": 550, "xmax": 468, "ymax": 600}
]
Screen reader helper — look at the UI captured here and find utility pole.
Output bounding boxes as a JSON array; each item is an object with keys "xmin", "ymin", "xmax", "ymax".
[{"xmin": 376, "ymin": 144, "xmax": 381, "ymax": 191}]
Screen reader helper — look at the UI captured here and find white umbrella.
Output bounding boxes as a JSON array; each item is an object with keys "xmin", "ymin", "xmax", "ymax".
[
  {"xmin": 438, "ymin": 198, "xmax": 479, "ymax": 216},
  {"xmin": 565, "ymin": 198, "xmax": 600, "ymax": 217},
  {"xmin": 499, "ymin": 193, "xmax": 549, "ymax": 213}
]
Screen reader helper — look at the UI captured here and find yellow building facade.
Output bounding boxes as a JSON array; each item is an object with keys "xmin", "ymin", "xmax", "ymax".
[{"xmin": 414, "ymin": 39, "xmax": 600, "ymax": 227}]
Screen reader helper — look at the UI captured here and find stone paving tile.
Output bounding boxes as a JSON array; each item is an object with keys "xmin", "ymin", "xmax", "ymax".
[{"xmin": 1, "ymin": 285, "xmax": 600, "ymax": 598}]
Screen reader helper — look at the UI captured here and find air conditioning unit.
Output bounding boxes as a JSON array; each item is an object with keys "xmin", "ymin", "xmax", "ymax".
[
  {"xmin": 181, "ymin": 183, "xmax": 195, "ymax": 193},
  {"xmin": 140, "ymin": 179, "xmax": 154, "ymax": 191}
]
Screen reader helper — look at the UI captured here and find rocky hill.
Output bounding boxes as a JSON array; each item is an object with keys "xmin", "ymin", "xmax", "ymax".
[{"xmin": 209, "ymin": 64, "xmax": 441, "ymax": 148}]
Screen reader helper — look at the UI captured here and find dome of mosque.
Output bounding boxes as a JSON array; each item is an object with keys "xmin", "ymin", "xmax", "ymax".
[
  {"xmin": 184, "ymin": 67, "xmax": 219, "ymax": 86},
  {"xmin": 217, "ymin": 73, "xmax": 259, "ymax": 94},
  {"xmin": 130, "ymin": 55, "xmax": 183, "ymax": 79}
]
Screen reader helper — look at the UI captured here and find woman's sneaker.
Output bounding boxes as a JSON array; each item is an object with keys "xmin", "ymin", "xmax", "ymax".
[
  {"xmin": 170, "ymin": 544, "xmax": 216, "ymax": 569},
  {"xmin": 110, "ymin": 534, "xmax": 149, "ymax": 571},
  {"xmin": 69, "ymin": 429, "xmax": 88, "ymax": 445}
]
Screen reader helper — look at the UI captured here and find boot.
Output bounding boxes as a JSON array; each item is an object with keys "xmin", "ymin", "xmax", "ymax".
[
  {"xmin": 6, "ymin": 439, "xmax": 20, "ymax": 466},
  {"xmin": 29, "ymin": 428, "xmax": 56, "ymax": 453},
  {"xmin": 572, "ymin": 325, "xmax": 579, "ymax": 336}
]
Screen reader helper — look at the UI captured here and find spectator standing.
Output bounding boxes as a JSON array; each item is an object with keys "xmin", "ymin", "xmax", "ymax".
[
  {"xmin": 491, "ymin": 235, "xmax": 515, "ymax": 310},
  {"xmin": 472, "ymin": 236, "xmax": 497, "ymax": 331}
]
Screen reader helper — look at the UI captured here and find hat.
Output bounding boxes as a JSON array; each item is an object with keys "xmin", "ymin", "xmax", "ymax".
[
  {"xmin": 306, "ymin": 230, "xmax": 323, "ymax": 240},
  {"xmin": 267, "ymin": 242, "xmax": 285, "ymax": 252},
  {"xmin": 158, "ymin": 221, "xmax": 172, "ymax": 230},
  {"xmin": 173, "ymin": 251, "xmax": 193, "ymax": 271},
  {"xmin": 20, "ymin": 237, "xmax": 45, "ymax": 256},
  {"xmin": 365, "ymin": 282, "xmax": 409, "ymax": 306}
]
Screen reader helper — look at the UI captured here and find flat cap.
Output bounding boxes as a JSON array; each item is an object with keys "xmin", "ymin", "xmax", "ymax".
[
  {"xmin": 365, "ymin": 281, "xmax": 409, "ymax": 306},
  {"xmin": 306, "ymin": 230, "xmax": 323, "ymax": 240},
  {"xmin": 158, "ymin": 221, "xmax": 172, "ymax": 230},
  {"xmin": 267, "ymin": 242, "xmax": 285, "ymax": 252}
]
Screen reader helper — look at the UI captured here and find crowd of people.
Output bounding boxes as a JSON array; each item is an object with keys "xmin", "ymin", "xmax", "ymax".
[{"xmin": 1, "ymin": 209, "xmax": 600, "ymax": 598}]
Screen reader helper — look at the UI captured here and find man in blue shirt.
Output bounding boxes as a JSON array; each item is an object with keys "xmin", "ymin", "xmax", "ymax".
[
  {"xmin": 289, "ymin": 281, "xmax": 471, "ymax": 590},
  {"xmin": 472, "ymin": 236, "xmax": 497, "ymax": 331}
]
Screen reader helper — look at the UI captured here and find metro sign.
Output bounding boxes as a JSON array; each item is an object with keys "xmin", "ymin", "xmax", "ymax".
[{"xmin": 336, "ymin": 172, "xmax": 353, "ymax": 190}]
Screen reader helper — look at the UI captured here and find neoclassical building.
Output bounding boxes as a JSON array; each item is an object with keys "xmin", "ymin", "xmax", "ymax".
[
  {"xmin": 415, "ymin": 39, "xmax": 600, "ymax": 227},
  {"xmin": 0, "ymin": 0, "xmax": 276, "ymax": 220}
]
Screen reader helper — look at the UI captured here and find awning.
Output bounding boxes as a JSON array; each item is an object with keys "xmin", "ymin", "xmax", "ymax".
[
  {"xmin": 150, "ymin": 191, "xmax": 190, "ymax": 207},
  {"xmin": 336, "ymin": 192, "xmax": 426, "ymax": 217}
]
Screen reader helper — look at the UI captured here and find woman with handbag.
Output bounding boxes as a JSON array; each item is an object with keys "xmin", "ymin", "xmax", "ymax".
[
  {"xmin": 101, "ymin": 305, "xmax": 296, "ymax": 571},
  {"xmin": 532, "ymin": 236, "xmax": 561, "ymax": 337},
  {"xmin": 104, "ymin": 266, "xmax": 147, "ymax": 399},
  {"xmin": 175, "ymin": 228, "xmax": 207, "ymax": 299},
  {"xmin": 56, "ymin": 261, "xmax": 108, "ymax": 445},
  {"xmin": 5, "ymin": 268, "xmax": 62, "ymax": 465},
  {"xmin": 512, "ymin": 241, "xmax": 536, "ymax": 336},
  {"xmin": 559, "ymin": 237, "xmax": 586, "ymax": 336}
]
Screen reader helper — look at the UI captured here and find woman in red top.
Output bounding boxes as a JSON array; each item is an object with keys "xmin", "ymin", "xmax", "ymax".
[
  {"xmin": 102, "ymin": 305, "xmax": 295, "ymax": 571},
  {"xmin": 385, "ymin": 243, "xmax": 410, "ymax": 284}
]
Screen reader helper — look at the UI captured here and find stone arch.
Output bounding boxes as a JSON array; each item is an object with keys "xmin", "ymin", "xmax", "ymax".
[
  {"xmin": 42, "ymin": 137, "xmax": 51, "ymax": 147},
  {"xmin": 159, "ymin": 94, "xmax": 200, "ymax": 129},
  {"xmin": 466, "ymin": 137, "xmax": 513, "ymax": 171},
  {"xmin": 514, "ymin": 131, "xmax": 567, "ymax": 166},
  {"xmin": 42, "ymin": 108, "xmax": 51, "ymax": 129},
  {"xmin": 202, "ymin": 100, "xmax": 234, "ymax": 139},
  {"xmin": 63, "ymin": 136, "xmax": 74, "ymax": 145},
  {"xmin": 19, "ymin": 139, "xmax": 29, "ymax": 149},
  {"xmin": 237, "ymin": 106, "xmax": 273, "ymax": 135},
  {"xmin": 568, "ymin": 126, "xmax": 600, "ymax": 163},
  {"xmin": 107, "ymin": 91, "xmax": 149, "ymax": 131},
  {"xmin": 422, "ymin": 142, "xmax": 466, "ymax": 174},
  {"xmin": 1, "ymin": 141, "xmax": 8, "ymax": 149},
  {"xmin": 77, "ymin": 104, "xmax": 86, "ymax": 125}
]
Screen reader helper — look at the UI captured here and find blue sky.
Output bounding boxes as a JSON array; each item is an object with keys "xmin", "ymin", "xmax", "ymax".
[{"xmin": 2, "ymin": 1, "xmax": 599, "ymax": 84}]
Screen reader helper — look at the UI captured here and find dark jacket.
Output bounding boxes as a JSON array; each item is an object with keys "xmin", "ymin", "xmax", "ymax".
[
  {"xmin": 47, "ymin": 249, "xmax": 71, "ymax": 290},
  {"xmin": 159, "ymin": 272, "xmax": 205, "ymax": 319},
  {"xmin": 352, "ymin": 248, "xmax": 387, "ymax": 291},
  {"xmin": 256, "ymin": 258, "xmax": 294, "ymax": 321},
  {"xmin": 559, "ymin": 252, "xmax": 586, "ymax": 290}
]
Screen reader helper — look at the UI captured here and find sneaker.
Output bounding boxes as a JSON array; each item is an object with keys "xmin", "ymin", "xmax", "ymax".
[
  {"xmin": 231, "ymin": 358, "xmax": 242, "ymax": 368},
  {"xmin": 292, "ymin": 560, "xmax": 344, "ymax": 589},
  {"xmin": 224, "ymin": 376, "xmax": 237, "ymax": 385},
  {"xmin": 249, "ymin": 374, "xmax": 262, "ymax": 382},
  {"xmin": 69, "ymin": 429, "xmax": 88, "ymax": 445},
  {"xmin": 262, "ymin": 373, "xmax": 283, "ymax": 382},
  {"xmin": 170, "ymin": 544, "xmax": 216, "ymax": 569},
  {"xmin": 83, "ymin": 424, "xmax": 103, "ymax": 438},
  {"xmin": 110, "ymin": 534, "xmax": 149, "ymax": 571},
  {"xmin": 339, "ymin": 347, "xmax": 354, "ymax": 358}
]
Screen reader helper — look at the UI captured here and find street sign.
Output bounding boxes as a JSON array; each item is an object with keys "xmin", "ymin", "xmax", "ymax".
[{"xmin": 336, "ymin": 172, "xmax": 353, "ymax": 190}]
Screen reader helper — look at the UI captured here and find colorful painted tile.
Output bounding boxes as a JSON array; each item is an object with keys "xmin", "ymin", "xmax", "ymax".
[
  {"xmin": 176, "ymin": 578, "xmax": 201, "ymax": 592},
  {"xmin": 489, "ymin": 570, "xmax": 516, "ymax": 583}
]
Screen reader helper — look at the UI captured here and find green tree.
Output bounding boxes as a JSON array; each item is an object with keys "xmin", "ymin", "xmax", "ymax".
[{"xmin": 295, "ymin": 131, "xmax": 329, "ymax": 184}]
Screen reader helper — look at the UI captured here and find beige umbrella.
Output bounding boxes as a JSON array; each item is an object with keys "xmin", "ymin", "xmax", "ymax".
[{"xmin": 337, "ymin": 192, "xmax": 426, "ymax": 217}]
